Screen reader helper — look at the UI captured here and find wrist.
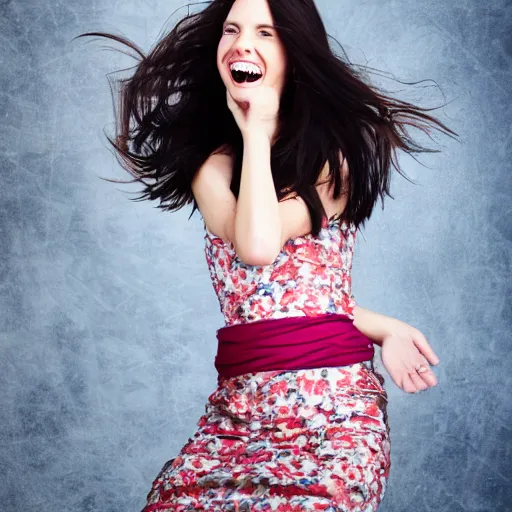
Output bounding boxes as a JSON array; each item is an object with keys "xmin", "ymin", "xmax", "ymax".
[
  {"xmin": 242, "ymin": 131, "xmax": 271, "ymax": 163},
  {"xmin": 352, "ymin": 306, "xmax": 400, "ymax": 343},
  {"xmin": 243, "ymin": 127, "xmax": 272, "ymax": 143}
]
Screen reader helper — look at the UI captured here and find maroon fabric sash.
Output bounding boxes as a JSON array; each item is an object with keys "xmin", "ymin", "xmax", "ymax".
[{"xmin": 214, "ymin": 313, "xmax": 374, "ymax": 381}]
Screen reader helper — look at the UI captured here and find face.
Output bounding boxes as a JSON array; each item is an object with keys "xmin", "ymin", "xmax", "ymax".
[{"xmin": 217, "ymin": 0, "xmax": 288, "ymax": 97}]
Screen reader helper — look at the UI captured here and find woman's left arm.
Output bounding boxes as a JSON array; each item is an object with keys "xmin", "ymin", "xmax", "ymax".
[
  {"xmin": 352, "ymin": 305, "xmax": 395, "ymax": 347},
  {"xmin": 352, "ymin": 304, "xmax": 441, "ymax": 393}
]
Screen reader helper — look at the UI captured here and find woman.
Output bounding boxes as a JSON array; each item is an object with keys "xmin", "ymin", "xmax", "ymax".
[{"xmin": 78, "ymin": 0, "xmax": 456, "ymax": 509}]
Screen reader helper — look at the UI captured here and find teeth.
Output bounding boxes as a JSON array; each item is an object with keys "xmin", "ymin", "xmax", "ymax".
[{"xmin": 229, "ymin": 61, "xmax": 262, "ymax": 75}]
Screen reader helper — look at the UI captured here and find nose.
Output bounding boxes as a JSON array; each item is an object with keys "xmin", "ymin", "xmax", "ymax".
[{"xmin": 231, "ymin": 31, "xmax": 255, "ymax": 56}]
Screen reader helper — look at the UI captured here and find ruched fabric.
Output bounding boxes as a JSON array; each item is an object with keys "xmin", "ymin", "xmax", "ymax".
[
  {"xmin": 215, "ymin": 313, "xmax": 374, "ymax": 381},
  {"xmin": 142, "ymin": 361, "xmax": 390, "ymax": 512}
]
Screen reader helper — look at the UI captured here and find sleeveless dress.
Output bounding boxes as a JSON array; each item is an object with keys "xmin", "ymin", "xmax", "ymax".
[{"xmin": 141, "ymin": 215, "xmax": 391, "ymax": 512}]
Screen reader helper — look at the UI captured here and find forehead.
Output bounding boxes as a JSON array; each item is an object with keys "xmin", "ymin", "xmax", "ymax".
[{"xmin": 225, "ymin": 0, "xmax": 274, "ymax": 23}]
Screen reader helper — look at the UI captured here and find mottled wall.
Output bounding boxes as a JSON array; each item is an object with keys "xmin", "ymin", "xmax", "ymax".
[{"xmin": 1, "ymin": 0, "xmax": 510, "ymax": 510}]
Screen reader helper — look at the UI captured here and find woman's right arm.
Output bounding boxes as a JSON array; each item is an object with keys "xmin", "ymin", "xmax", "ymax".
[
  {"xmin": 191, "ymin": 149, "xmax": 311, "ymax": 266},
  {"xmin": 234, "ymin": 131, "xmax": 281, "ymax": 264}
]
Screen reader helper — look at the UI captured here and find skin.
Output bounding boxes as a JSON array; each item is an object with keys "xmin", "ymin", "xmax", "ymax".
[
  {"xmin": 214, "ymin": 0, "xmax": 440, "ymax": 393},
  {"xmin": 217, "ymin": 0, "xmax": 287, "ymax": 142}
]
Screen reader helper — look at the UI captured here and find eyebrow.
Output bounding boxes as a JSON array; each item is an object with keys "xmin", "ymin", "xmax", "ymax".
[{"xmin": 223, "ymin": 20, "xmax": 275, "ymax": 30}]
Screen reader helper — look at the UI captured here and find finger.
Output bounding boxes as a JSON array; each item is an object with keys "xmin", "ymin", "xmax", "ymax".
[
  {"xmin": 410, "ymin": 358, "xmax": 438, "ymax": 389},
  {"xmin": 399, "ymin": 373, "xmax": 418, "ymax": 394},
  {"xmin": 412, "ymin": 330, "xmax": 440, "ymax": 366},
  {"xmin": 417, "ymin": 366, "xmax": 438, "ymax": 387},
  {"xmin": 393, "ymin": 370, "xmax": 415, "ymax": 394},
  {"xmin": 408, "ymin": 369, "xmax": 430, "ymax": 392}
]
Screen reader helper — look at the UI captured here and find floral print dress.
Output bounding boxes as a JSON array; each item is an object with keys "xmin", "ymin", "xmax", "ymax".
[{"xmin": 141, "ymin": 216, "xmax": 391, "ymax": 512}]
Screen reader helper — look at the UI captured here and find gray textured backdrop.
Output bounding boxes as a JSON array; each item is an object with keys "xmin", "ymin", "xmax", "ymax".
[{"xmin": 1, "ymin": 0, "xmax": 511, "ymax": 511}]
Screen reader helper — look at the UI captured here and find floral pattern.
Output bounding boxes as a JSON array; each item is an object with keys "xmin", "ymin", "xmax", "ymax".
[
  {"xmin": 142, "ymin": 363, "xmax": 390, "ymax": 512},
  {"xmin": 140, "ymin": 215, "xmax": 392, "ymax": 511},
  {"xmin": 203, "ymin": 216, "xmax": 358, "ymax": 326}
]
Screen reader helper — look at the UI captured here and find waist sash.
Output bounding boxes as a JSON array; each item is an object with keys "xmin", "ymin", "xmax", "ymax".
[{"xmin": 215, "ymin": 313, "xmax": 374, "ymax": 381}]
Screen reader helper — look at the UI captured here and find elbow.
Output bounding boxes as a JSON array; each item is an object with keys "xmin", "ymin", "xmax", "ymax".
[
  {"xmin": 232, "ymin": 219, "xmax": 282, "ymax": 266},
  {"xmin": 237, "ymin": 246, "xmax": 279, "ymax": 266},
  {"xmin": 240, "ymin": 252, "xmax": 277, "ymax": 266},
  {"xmin": 235, "ymin": 239, "xmax": 280, "ymax": 266}
]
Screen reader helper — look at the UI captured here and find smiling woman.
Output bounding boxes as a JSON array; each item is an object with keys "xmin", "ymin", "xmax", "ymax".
[
  {"xmin": 218, "ymin": 0, "xmax": 288, "ymax": 96},
  {"xmin": 75, "ymin": 0, "xmax": 455, "ymax": 509}
]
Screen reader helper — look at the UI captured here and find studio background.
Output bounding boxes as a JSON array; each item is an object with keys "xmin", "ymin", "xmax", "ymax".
[{"xmin": 1, "ymin": 0, "xmax": 511, "ymax": 510}]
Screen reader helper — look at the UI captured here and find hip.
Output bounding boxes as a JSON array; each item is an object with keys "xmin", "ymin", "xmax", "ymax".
[
  {"xmin": 144, "ymin": 361, "xmax": 391, "ymax": 511},
  {"xmin": 204, "ymin": 360, "xmax": 389, "ymax": 443}
]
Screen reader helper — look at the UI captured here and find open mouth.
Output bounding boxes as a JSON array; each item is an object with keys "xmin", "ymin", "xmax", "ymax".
[
  {"xmin": 229, "ymin": 62, "xmax": 263, "ymax": 84},
  {"xmin": 231, "ymin": 69, "xmax": 263, "ymax": 83}
]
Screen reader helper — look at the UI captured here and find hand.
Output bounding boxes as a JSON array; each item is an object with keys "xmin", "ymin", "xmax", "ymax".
[
  {"xmin": 226, "ymin": 85, "xmax": 280, "ymax": 141},
  {"xmin": 380, "ymin": 320, "xmax": 440, "ymax": 394}
]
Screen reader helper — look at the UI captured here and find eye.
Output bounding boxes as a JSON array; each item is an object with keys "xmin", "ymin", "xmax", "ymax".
[
  {"xmin": 223, "ymin": 26, "xmax": 236, "ymax": 34},
  {"xmin": 260, "ymin": 30, "xmax": 272, "ymax": 37}
]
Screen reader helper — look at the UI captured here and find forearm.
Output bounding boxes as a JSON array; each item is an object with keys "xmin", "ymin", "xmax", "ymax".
[
  {"xmin": 352, "ymin": 304, "xmax": 399, "ymax": 347},
  {"xmin": 234, "ymin": 132, "xmax": 280, "ymax": 262}
]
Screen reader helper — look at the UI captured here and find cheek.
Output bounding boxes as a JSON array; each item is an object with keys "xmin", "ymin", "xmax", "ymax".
[
  {"xmin": 217, "ymin": 38, "xmax": 230, "ymax": 74},
  {"xmin": 268, "ymin": 50, "xmax": 288, "ymax": 86},
  {"xmin": 217, "ymin": 41, "xmax": 230, "ymax": 87},
  {"xmin": 278, "ymin": 48, "xmax": 288, "ymax": 78}
]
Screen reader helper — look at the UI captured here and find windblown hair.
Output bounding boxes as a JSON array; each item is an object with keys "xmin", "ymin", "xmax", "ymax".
[{"xmin": 75, "ymin": 0, "xmax": 458, "ymax": 237}]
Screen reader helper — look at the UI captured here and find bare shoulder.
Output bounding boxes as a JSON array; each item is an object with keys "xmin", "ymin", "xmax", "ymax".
[
  {"xmin": 193, "ymin": 145, "xmax": 234, "ymax": 185},
  {"xmin": 191, "ymin": 147, "xmax": 350, "ymax": 265},
  {"xmin": 191, "ymin": 146, "xmax": 236, "ymax": 242}
]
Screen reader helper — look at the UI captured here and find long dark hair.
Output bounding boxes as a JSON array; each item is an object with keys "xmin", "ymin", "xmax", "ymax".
[{"xmin": 74, "ymin": 0, "xmax": 458, "ymax": 237}]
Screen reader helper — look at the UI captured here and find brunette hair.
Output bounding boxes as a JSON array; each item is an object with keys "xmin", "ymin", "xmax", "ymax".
[{"xmin": 74, "ymin": 0, "xmax": 458, "ymax": 236}]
